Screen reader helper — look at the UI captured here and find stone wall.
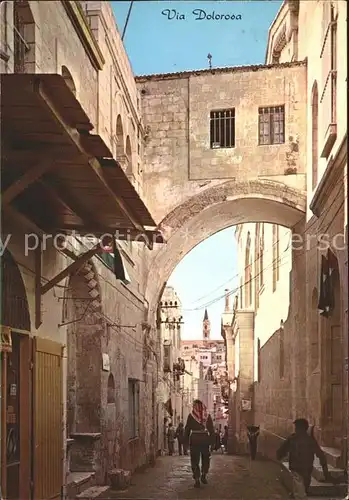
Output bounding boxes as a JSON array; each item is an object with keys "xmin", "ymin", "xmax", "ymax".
[
  {"xmin": 137, "ymin": 61, "xmax": 307, "ymax": 224},
  {"xmin": 1, "ymin": 0, "xmax": 158, "ymax": 482},
  {"xmin": 81, "ymin": 0, "xmax": 144, "ymax": 194}
]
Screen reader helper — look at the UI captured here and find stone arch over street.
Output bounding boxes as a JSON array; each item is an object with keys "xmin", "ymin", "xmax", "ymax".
[{"xmin": 145, "ymin": 178, "xmax": 306, "ymax": 317}]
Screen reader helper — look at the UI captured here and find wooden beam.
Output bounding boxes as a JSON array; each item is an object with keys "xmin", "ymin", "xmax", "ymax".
[
  {"xmin": 3, "ymin": 205, "xmax": 45, "ymax": 236},
  {"xmin": 54, "ymin": 225, "xmax": 165, "ymax": 250},
  {"xmin": 35, "ymin": 244, "xmax": 42, "ymax": 329},
  {"xmin": 40, "ymin": 244, "xmax": 102, "ymax": 295},
  {"xmin": 88, "ymin": 158, "xmax": 144, "ymax": 232},
  {"xmin": 2, "ymin": 159, "xmax": 58, "ymax": 205},
  {"xmin": 2, "ymin": 147, "xmax": 82, "ymax": 164},
  {"xmin": 39, "ymin": 179, "xmax": 107, "ymax": 230},
  {"xmin": 36, "ymin": 81, "xmax": 145, "ymax": 232}
]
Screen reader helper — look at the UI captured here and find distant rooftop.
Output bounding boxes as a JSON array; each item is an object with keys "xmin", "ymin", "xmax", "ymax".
[{"xmin": 135, "ymin": 60, "xmax": 306, "ymax": 82}]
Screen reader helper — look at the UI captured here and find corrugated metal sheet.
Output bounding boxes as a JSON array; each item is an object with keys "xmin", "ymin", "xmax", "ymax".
[{"xmin": 33, "ymin": 337, "xmax": 63, "ymax": 500}]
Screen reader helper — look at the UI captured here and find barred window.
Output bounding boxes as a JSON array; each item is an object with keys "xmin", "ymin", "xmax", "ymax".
[
  {"xmin": 210, "ymin": 109, "xmax": 235, "ymax": 148},
  {"xmin": 258, "ymin": 106, "xmax": 285, "ymax": 145}
]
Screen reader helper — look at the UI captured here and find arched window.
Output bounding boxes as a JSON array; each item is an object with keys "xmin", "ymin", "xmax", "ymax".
[
  {"xmin": 125, "ymin": 135, "xmax": 133, "ymax": 175},
  {"xmin": 62, "ymin": 66, "xmax": 76, "ymax": 96},
  {"xmin": 311, "ymin": 81, "xmax": 319, "ymax": 190},
  {"xmin": 107, "ymin": 373, "xmax": 115, "ymax": 404},
  {"xmin": 115, "ymin": 115, "xmax": 124, "ymax": 157},
  {"xmin": 311, "ymin": 288, "xmax": 319, "ymax": 372},
  {"xmin": 14, "ymin": 1, "xmax": 35, "ymax": 73},
  {"xmin": 272, "ymin": 225, "xmax": 280, "ymax": 292}
]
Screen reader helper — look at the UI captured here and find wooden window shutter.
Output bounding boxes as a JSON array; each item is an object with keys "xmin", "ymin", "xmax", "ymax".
[{"xmin": 33, "ymin": 337, "xmax": 63, "ymax": 500}]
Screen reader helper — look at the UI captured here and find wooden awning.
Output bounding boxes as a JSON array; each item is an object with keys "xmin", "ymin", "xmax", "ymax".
[{"xmin": 1, "ymin": 73, "xmax": 164, "ymax": 245}]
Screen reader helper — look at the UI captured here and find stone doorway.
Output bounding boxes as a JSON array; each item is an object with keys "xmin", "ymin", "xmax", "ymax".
[
  {"xmin": 320, "ymin": 261, "xmax": 343, "ymax": 448},
  {"xmin": 65, "ymin": 260, "xmax": 104, "ymax": 482},
  {"xmin": 1, "ymin": 250, "xmax": 31, "ymax": 499}
]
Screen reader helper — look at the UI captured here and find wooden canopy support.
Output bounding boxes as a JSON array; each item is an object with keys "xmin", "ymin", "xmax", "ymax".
[
  {"xmin": 39, "ymin": 179, "xmax": 107, "ymax": 230},
  {"xmin": 50, "ymin": 225, "xmax": 165, "ymax": 250},
  {"xmin": 35, "ymin": 242, "xmax": 102, "ymax": 328},
  {"xmin": 4, "ymin": 205, "xmax": 45, "ymax": 236},
  {"xmin": 36, "ymin": 80, "xmax": 144, "ymax": 232},
  {"xmin": 2, "ymin": 159, "xmax": 58, "ymax": 205}
]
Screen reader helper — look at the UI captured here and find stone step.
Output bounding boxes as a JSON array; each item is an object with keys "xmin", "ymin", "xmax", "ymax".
[
  {"xmin": 312, "ymin": 457, "xmax": 344, "ymax": 482},
  {"xmin": 75, "ymin": 486, "xmax": 109, "ymax": 499},
  {"xmin": 321, "ymin": 447, "xmax": 342, "ymax": 469},
  {"xmin": 308, "ymin": 476, "xmax": 347, "ymax": 497},
  {"xmin": 66, "ymin": 472, "xmax": 96, "ymax": 500},
  {"xmin": 280, "ymin": 462, "xmax": 347, "ymax": 497}
]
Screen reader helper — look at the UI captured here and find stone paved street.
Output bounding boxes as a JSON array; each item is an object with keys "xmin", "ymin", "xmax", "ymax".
[{"xmin": 99, "ymin": 453, "xmax": 290, "ymax": 499}]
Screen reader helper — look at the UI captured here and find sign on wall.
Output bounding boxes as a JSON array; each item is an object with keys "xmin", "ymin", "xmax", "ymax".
[
  {"xmin": 241, "ymin": 399, "xmax": 252, "ymax": 411},
  {"xmin": 102, "ymin": 353, "xmax": 110, "ymax": 371}
]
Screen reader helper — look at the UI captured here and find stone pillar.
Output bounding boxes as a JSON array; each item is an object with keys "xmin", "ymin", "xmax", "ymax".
[
  {"xmin": 235, "ymin": 310, "xmax": 255, "ymax": 451},
  {"xmin": 224, "ymin": 325, "xmax": 235, "ymax": 380}
]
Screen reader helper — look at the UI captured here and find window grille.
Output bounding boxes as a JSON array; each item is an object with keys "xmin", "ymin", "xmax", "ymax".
[
  {"xmin": 210, "ymin": 109, "xmax": 235, "ymax": 148},
  {"xmin": 258, "ymin": 106, "xmax": 285, "ymax": 145}
]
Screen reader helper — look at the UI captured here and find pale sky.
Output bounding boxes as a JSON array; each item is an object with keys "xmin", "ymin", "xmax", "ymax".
[{"xmin": 112, "ymin": 0, "xmax": 282, "ymax": 339}]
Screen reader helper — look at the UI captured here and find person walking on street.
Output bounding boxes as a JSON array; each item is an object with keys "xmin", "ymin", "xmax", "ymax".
[
  {"xmin": 167, "ymin": 423, "xmax": 176, "ymax": 456},
  {"xmin": 184, "ymin": 399, "xmax": 214, "ymax": 488},
  {"xmin": 247, "ymin": 425, "xmax": 260, "ymax": 460},
  {"xmin": 214, "ymin": 428, "xmax": 221, "ymax": 452},
  {"xmin": 222, "ymin": 425, "xmax": 228, "ymax": 452},
  {"xmin": 175, "ymin": 421, "xmax": 186, "ymax": 455},
  {"xmin": 276, "ymin": 418, "xmax": 332, "ymax": 499}
]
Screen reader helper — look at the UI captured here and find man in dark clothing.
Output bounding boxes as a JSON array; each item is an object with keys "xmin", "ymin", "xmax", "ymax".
[
  {"xmin": 247, "ymin": 425, "xmax": 260, "ymax": 460},
  {"xmin": 184, "ymin": 399, "xmax": 214, "ymax": 488},
  {"xmin": 175, "ymin": 421, "xmax": 187, "ymax": 455},
  {"xmin": 222, "ymin": 425, "xmax": 228, "ymax": 452},
  {"xmin": 214, "ymin": 428, "xmax": 221, "ymax": 451},
  {"xmin": 276, "ymin": 418, "xmax": 331, "ymax": 499},
  {"xmin": 167, "ymin": 423, "xmax": 175, "ymax": 456}
]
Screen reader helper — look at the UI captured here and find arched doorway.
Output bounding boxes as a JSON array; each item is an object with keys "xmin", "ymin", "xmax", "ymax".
[
  {"xmin": 310, "ymin": 288, "xmax": 319, "ymax": 373},
  {"xmin": 65, "ymin": 259, "xmax": 108, "ymax": 483},
  {"xmin": 1, "ymin": 250, "xmax": 31, "ymax": 499},
  {"xmin": 320, "ymin": 252, "xmax": 343, "ymax": 448}
]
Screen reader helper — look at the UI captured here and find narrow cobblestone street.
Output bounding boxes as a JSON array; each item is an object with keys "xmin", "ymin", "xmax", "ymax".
[{"xmin": 100, "ymin": 454, "xmax": 289, "ymax": 499}]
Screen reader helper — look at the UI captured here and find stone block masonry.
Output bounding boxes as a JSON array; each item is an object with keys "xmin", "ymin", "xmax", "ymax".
[{"xmin": 137, "ymin": 61, "xmax": 307, "ymax": 223}]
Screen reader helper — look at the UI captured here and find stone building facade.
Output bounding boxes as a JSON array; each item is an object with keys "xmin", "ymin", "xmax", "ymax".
[
  {"xmin": 221, "ymin": 0, "xmax": 347, "ymax": 490},
  {"xmin": 157, "ymin": 286, "xmax": 184, "ymax": 454},
  {"xmin": 1, "ymin": 1, "xmax": 158, "ymax": 498},
  {"xmin": 137, "ymin": 60, "xmax": 308, "ymax": 320},
  {"xmin": 1, "ymin": 0, "xmax": 347, "ymax": 499}
]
